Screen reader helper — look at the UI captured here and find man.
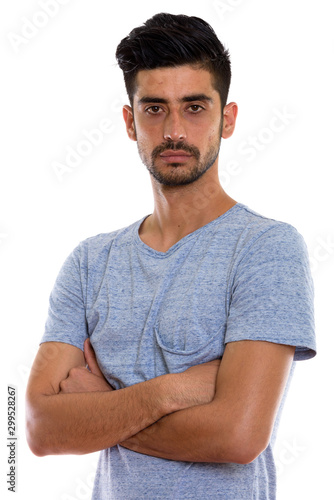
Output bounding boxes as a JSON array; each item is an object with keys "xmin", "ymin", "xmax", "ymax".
[{"xmin": 26, "ymin": 13, "xmax": 316, "ymax": 499}]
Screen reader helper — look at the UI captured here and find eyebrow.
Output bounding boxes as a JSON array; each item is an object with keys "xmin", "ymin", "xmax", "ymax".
[{"xmin": 137, "ymin": 94, "xmax": 213, "ymax": 105}]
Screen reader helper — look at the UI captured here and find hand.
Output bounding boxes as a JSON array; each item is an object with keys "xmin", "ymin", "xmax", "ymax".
[
  {"xmin": 176, "ymin": 359, "xmax": 221, "ymax": 409},
  {"xmin": 59, "ymin": 339, "xmax": 113, "ymax": 394}
]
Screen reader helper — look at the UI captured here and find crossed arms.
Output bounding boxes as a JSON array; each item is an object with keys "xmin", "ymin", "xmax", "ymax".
[{"xmin": 26, "ymin": 338, "xmax": 295, "ymax": 464}]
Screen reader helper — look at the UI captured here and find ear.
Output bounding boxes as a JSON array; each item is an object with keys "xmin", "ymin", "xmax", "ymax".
[
  {"xmin": 123, "ymin": 105, "xmax": 137, "ymax": 141},
  {"xmin": 222, "ymin": 102, "xmax": 238, "ymax": 139}
]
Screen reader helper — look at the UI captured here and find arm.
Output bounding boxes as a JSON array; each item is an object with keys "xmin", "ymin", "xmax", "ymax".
[
  {"xmin": 120, "ymin": 340, "xmax": 295, "ymax": 464},
  {"xmin": 25, "ymin": 340, "xmax": 220, "ymax": 457}
]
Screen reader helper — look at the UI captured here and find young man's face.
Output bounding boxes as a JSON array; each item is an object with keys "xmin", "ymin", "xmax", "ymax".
[{"xmin": 123, "ymin": 65, "xmax": 236, "ymax": 187}]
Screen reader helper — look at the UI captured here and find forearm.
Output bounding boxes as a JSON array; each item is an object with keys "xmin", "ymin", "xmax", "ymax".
[
  {"xmin": 120, "ymin": 400, "xmax": 241, "ymax": 464},
  {"xmin": 121, "ymin": 341, "xmax": 295, "ymax": 465},
  {"xmin": 26, "ymin": 339, "xmax": 220, "ymax": 457},
  {"xmin": 26, "ymin": 374, "xmax": 185, "ymax": 456}
]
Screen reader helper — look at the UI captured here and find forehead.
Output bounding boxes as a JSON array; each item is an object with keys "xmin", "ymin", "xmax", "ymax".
[{"xmin": 133, "ymin": 65, "xmax": 218, "ymax": 104}]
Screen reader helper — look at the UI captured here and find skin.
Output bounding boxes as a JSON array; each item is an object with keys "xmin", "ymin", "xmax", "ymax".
[{"xmin": 26, "ymin": 64, "xmax": 296, "ymax": 463}]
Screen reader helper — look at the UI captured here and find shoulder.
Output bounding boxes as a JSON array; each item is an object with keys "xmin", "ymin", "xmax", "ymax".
[
  {"xmin": 226, "ymin": 205, "xmax": 313, "ymax": 304},
  {"xmin": 225, "ymin": 204, "xmax": 307, "ymax": 261},
  {"xmin": 65, "ymin": 217, "xmax": 146, "ymax": 273},
  {"xmin": 78, "ymin": 218, "xmax": 144, "ymax": 256},
  {"xmin": 232, "ymin": 203, "xmax": 301, "ymax": 238}
]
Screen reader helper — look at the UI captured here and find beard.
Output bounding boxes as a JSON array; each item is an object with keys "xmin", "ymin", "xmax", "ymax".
[{"xmin": 137, "ymin": 130, "xmax": 222, "ymax": 187}]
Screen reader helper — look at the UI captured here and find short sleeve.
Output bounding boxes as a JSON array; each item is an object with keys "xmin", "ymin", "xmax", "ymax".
[
  {"xmin": 41, "ymin": 243, "xmax": 88, "ymax": 351},
  {"xmin": 225, "ymin": 224, "xmax": 316, "ymax": 361}
]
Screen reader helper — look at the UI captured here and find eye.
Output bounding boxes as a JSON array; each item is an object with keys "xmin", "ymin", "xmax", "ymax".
[
  {"xmin": 188, "ymin": 104, "xmax": 204, "ymax": 113},
  {"xmin": 146, "ymin": 105, "xmax": 163, "ymax": 114}
]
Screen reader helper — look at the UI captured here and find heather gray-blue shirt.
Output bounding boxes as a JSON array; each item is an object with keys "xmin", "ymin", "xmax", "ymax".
[{"xmin": 41, "ymin": 203, "xmax": 316, "ymax": 499}]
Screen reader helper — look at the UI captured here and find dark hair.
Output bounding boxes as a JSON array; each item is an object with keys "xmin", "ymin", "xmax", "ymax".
[{"xmin": 115, "ymin": 13, "xmax": 231, "ymax": 111}]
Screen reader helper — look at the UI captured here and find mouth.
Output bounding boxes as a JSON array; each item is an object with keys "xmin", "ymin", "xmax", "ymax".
[{"xmin": 160, "ymin": 150, "xmax": 193, "ymax": 163}]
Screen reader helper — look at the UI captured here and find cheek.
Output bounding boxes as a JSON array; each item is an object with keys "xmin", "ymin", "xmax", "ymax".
[
  {"xmin": 137, "ymin": 136, "xmax": 156, "ymax": 157},
  {"xmin": 199, "ymin": 115, "xmax": 221, "ymax": 139},
  {"xmin": 135, "ymin": 123, "xmax": 159, "ymax": 145},
  {"xmin": 206, "ymin": 127, "xmax": 219, "ymax": 143}
]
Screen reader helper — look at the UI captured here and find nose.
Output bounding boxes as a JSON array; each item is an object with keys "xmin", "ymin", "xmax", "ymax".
[{"xmin": 163, "ymin": 110, "xmax": 186, "ymax": 142}]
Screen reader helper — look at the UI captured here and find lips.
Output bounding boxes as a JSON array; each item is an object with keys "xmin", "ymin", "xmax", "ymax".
[
  {"xmin": 160, "ymin": 150, "xmax": 193, "ymax": 163},
  {"xmin": 160, "ymin": 150, "xmax": 192, "ymax": 157}
]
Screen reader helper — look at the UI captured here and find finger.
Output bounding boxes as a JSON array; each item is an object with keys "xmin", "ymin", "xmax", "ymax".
[{"xmin": 84, "ymin": 339, "xmax": 103, "ymax": 377}]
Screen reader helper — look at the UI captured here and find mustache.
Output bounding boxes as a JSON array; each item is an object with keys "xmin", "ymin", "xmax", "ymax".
[{"xmin": 152, "ymin": 141, "xmax": 200, "ymax": 160}]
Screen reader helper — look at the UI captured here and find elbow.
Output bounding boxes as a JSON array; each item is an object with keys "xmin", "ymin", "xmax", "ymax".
[
  {"xmin": 232, "ymin": 442, "xmax": 267, "ymax": 465},
  {"xmin": 25, "ymin": 411, "xmax": 51, "ymax": 457},
  {"xmin": 26, "ymin": 420, "xmax": 49, "ymax": 457},
  {"xmin": 219, "ymin": 441, "xmax": 268, "ymax": 466},
  {"xmin": 214, "ymin": 426, "xmax": 270, "ymax": 465},
  {"xmin": 227, "ymin": 413, "xmax": 273, "ymax": 465},
  {"xmin": 27, "ymin": 440, "xmax": 48, "ymax": 458},
  {"xmin": 233, "ymin": 432, "xmax": 269, "ymax": 465},
  {"xmin": 25, "ymin": 397, "xmax": 54, "ymax": 457},
  {"xmin": 25, "ymin": 398, "xmax": 86, "ymax": 457}
]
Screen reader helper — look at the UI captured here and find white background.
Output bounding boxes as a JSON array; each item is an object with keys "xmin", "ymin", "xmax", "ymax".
[{"xmin": 0, "ymin": 0, "xmax": 333, "ymax": 498}]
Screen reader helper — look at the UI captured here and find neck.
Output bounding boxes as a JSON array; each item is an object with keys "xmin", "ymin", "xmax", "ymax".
[{"xmin": 139, "ymin": 165, "xmax": 237, "ymax": 252}]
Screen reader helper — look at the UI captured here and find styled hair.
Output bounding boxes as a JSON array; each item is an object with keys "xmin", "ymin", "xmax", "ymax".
[{"xmin": 115, "ymin": 13, "xmax": 231, "ymax": 111}]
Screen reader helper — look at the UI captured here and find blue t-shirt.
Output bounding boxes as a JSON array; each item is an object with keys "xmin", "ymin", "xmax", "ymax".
[{"xmin": 41, "ymin": 203, "xmax": 316, "ymax": 499}]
